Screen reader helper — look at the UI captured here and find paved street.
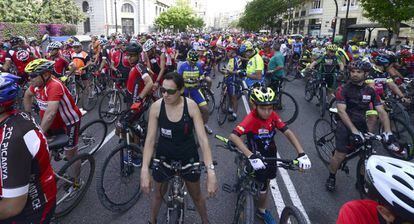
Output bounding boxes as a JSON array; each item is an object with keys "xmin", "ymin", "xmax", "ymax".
[{"xmin": 57, "ymin": 74, "xmax": 388, "ymax": 224}]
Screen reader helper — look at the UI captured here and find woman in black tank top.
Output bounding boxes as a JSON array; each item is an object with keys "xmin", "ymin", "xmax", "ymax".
[{"xmin": 140, "ymin": 72, "xmax": 218, "ymax": 224}]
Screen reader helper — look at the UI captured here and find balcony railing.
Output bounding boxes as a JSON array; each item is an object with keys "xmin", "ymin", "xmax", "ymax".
[{"xmin": 309, "ymin": 8, "xmax": 323, "ymax": 15}]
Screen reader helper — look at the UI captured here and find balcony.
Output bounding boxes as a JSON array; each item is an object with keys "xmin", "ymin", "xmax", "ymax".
[
  {"xmin": 309, "ymin": 8, "xmax": 323, "ymax": 15},
  {"xmin": 340, "ymin": 5, "xmax": 359, "ymax": 11}
]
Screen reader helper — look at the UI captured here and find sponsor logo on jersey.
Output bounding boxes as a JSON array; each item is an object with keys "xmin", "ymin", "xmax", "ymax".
[
  {"xmin": 236, "ymin": 125, "xmax": 245, "ymax": 133},
  {"xmin": 16, "ymin": 49, "xmax": 30, "ymax": 61},
  {"xmin": 1, "ymin": 125, "xmax": 14, "ymax": 180},
  {"xmin": 362, "ymin": 95, "xmax": 371, "ymax": 102},
  {"xmin": 161, "ymin": 128, "xmax": 172, "ymax": 138}
]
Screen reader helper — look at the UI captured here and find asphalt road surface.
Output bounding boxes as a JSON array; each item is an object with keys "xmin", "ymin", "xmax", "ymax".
[{"xmin": 57, "ymin": 73, "xmax": 390, "ymax": 224}]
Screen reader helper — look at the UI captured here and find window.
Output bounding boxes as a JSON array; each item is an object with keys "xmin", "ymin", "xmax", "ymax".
[
  {"xmin": 84, "ymin": 17, "xmax": 91, "ymax": 33},
  {"xmin": 122, "ymin": 18, "xmax": 134, "ymax": 35},
  {"xmin": 155, "ymin": 6, "xmax": 158, "ymax": 15},
  {"xmin": 312, "ymin": 0, "xmax": 321, "ymax": 9},
  {"xmin": 121, "ymin": 3, "xmax": 134, "ymax": 13},
  {"xmin": 342, "ymin": 0, "xmax": 357, "ymax": 6},
  {"xmin": 82, "ymin": 1, "xmax": 89, "ymax": 13},
  {"xmin": 295, "ymin": 11, "xmax": 299, "ymax": 18},
  {"xmin": 301, "ymin": 10, "xmax": 306, "ymax": 17}
]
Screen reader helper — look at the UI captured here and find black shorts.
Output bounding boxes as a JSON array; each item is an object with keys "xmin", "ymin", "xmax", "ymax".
[
  {"xmin": 47, "ymin": 121, "xmax": 81, "ymax": 150},
  {"xmin": 335, "ymin": 120, "xmax": 368, "ymax": 153},
  {"xmin": 152, "ymin": 161, "xmax": 201, "ymax": 183},
  {"xmin": 253, "ymin": 148, "xmax": 277, "ymax": 184},
  {"xmin": 2, "ymin": 201, "xmax": 55, "ymax": 224}
]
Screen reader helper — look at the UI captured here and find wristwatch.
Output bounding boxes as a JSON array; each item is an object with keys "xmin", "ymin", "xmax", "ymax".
[{"xmin": 207, "ymin": 163, "xmax": 215, "ymax": 171}]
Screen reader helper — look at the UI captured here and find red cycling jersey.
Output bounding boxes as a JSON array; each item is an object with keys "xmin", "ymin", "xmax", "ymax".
[
  {"xmin": 29, "ymin": 77, "xmax": 82, "ymax": 131},
  {"xmin": 111, "ymin": 49, "xmax": 131, "ymax": 76},
  {"xmin": 0, "ymin": 111, "xmax": 56, "ymax": 223},
  {"xmin": 6, "ymin": 46, "xmax": 35, "ymax": 76},
  {"xmin": 46, "ymin": 53, "xmax": 70, "ymax": 77},
  {"xmin": 29, "ymin": 46, "xmax": 42, "ymax": 58},
  {"xmin": 337, "ymin": 200, "xmax": 380, "ymax": 224},
  {"xmin": 0, "ymin": 49, "xmax": 7, "ymax": 64},
  {"xmin": 126, "ymin": 63, "xmax": 150, "ymax": 103}
]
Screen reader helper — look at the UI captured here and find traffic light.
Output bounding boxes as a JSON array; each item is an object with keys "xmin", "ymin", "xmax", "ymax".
[{"xmin": 331, "ymin": 18, "xmax": 337, "ymax": 29}]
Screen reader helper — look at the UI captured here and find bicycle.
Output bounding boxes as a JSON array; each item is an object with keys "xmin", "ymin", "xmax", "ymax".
[
  {"xmin": 313, "ymin": 113, "xmax": 384, "ymax": 198},
  {"xmin": 215, "ymin": 134, "xmax": 303, "ymax": 224},
  {"xmin": 216, "ymin": 74, "xmax": 246, "ymax": 125},
  {"xmin": 78, "ymin": 119, "xmax": 108, "ymax": 155},
  {"xmin": 199, "ymin": 78, "xmax": 215, "ymax": 115},
  {"xmin": 150, "ymin": 158, "xmax": 216, "ymax": 224},
  {"xmin": 98, "ymin": 76, "xmax": 128, "ymax": 124},
  {"xmin": 96, "ymin": 99, "xmax": 152, "ymax": 212},
  {"xmin": 279, "ymin": 206, "xmax": 308, "ymax": 224},
  {"xmin": 268, "ymin": 77, "xmax": 299, "ymax": 125},
  {"xmin": 80, "ymin": 65, "xmax": 108, "ymax": 111},
  {"xmin": 48, "ymin": 134, "xmax": 95, "ymax": 218}
]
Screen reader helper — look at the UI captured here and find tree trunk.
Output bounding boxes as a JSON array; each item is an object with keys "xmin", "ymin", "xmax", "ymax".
[{"xmin": 389, "ymin": 21, "xmax": 401, "ymax": 46}]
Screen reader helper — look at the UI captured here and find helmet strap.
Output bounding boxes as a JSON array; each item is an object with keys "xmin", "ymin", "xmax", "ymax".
[{"xmin": 40, "ymin": 73, "xmax": 51, "ymax": 87}]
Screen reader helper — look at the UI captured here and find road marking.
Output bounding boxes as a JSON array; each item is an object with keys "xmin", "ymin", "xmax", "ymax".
[
  {"xmin": 98, "ymin": 129, "xmax": 116, "ymax": 150},
  {"xmin": 240, "ymin": 83, "xmax": 310, "ymax": 223}
]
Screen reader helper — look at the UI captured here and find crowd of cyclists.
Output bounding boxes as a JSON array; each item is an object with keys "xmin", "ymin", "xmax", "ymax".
[{"xmin": 0, "ymin": 31, "xmax": 413, "ymax": 224}]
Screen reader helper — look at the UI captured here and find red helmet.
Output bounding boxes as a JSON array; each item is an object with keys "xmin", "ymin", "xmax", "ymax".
[
  {"xmin": 400, "ymin": 49, "xmax": 412, "ymax": 58},
  {"xmin": 226, "ymin": 43, "xmax": 239, "ymax": 52},
  {"xmin": 210, "ymin": 41, "xmax": 217, "ymax": 47}
]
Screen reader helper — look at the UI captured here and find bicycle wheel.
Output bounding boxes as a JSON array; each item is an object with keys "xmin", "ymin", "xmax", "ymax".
[
  {"xmin": 81, "ymin": 82, "xmax": 99, "ymax": 111},
  {"xmin": 217, "ymin": 91, "xmax": 228, "ymax": 126},
  {"xmin": 380, "ymin": 117, "xmax": 414, "ymax": 161},
  {"xmin": 313, "ymin": 118, "xmax": 336, "ymax": 166},
  {"xmin": 304, "ymin": 79, "xmax": 314, "ymax": 102},
  {"xmin": 319, "ymin": 86, "xmax": 327, "ymax": 117},
  {"xmin": 78, "ymin": 120, "xmax": 108, "ymax": 155},
  {"xmin": 233, "ymin": 190, "xmax": 255, "ymax": 224},
  {"xmin": 98, "ymin": 90, "xmax": 123, "ymax": 124},
  {"xmin": 275, "ymin": 91, "xmax": 299, "ymax": 125},
  {"xmin": 203, "ymin": 88, "xmax": 215, "ymax": 115},
  {"xmin": 389, "ymin": 100, "xmax": 411, "ymax": 125},
  {"xmin": 96, "ymin": 143, "xmax": 142, "ymax": 212},
  {"xmin": 279, "ymin": 206, "xmax": 307, "ymax": 224},
  {"xmin": 167, "ymin": 206, "xmax": 184, "ymax": 224},
  {"xmin": 356, "ymin": 157, "xmax": 369, "ymax": 199},
  {"xmin": 54, "ymin": 153, "xmax": 95, "ymax": 218}
]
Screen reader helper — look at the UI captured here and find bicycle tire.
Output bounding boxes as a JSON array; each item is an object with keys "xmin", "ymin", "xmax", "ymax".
[
  {"xmin": 389, "ymin": 100, "xmax": 411, "ymax": 125},
  {"xmin": 279, "ymin": 206, "xmax": 307, "ymax": 224},
  {"xmin": 78, "ymin": 119, "xmax": 108, "ymax": 155},
  {"xmin": 275, "ymin": 91, "xmax": 299, "ymax": 125},
  {"xmin": 96, "ymin": 143, "xmax": 142, "ymax": 212},
  {"xmin": 81, "ymin": 82, "xmax": 99, "ymax": 111},
  {"xmin": 54, "ymin": 153, "xmax": 95, "ymax": 218},
  {"xmin": 233, "ymin": 190, "xmax": 254, "ymax": 224},
  {"xmin": 319, "ymin": 86, "xmax": 327, "ymax": 118},
  {"xmin": 313, "ymin": 118, "xmax": 336, "ymax": 166},
  {"xmin": 217, "ymin": 92, "xmax": 228, "ymax": 126},
  {"xmin": 98, "ymin": 90, "xmax": 123, "ymax": 124},
  {"xmin": 304, "ymin": 79, "xmax": 314, "ymax": 102},
  {"xmin": 356, "ymin": 157, "xmax": 369, "ymax": 199},
  {"xmin": 167, "ymin": 207, "xmax": 183, "ymax": 224},
  {"xmin": 380, "ymin": 117, "xmax": 414, "ymax": 161},
  {"xmin": 203, "ymin": 88, "xmax": 215, "ymax": 115},
  {"xmin": 328, "ymin": 97, "xmax": 338, "ymax": 126}
]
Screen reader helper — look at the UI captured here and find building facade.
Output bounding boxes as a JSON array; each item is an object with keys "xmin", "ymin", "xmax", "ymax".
[
  {"xmin": 282, "ymin": 0, "xmax": 413, "ymax": 43},
  {"xmin": 75, "ymin": 0, "xmax": 174, "ymax": 35}
]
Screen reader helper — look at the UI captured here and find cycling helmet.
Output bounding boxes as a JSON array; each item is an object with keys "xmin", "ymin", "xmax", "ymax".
[
  {"xmin": 125, "ymin": 43, "xmax": 143, "ymax": 54},
  {"xmin": 373, "ymin": 54, "xmax": 390, "ymax": 66},
  {"xmin": 349, "ymin": 60, "xmax": 372, "ymax": 72},
  {"xmin": 226, "ymin": 43, "xmax": 239, "ymax": 52},
  {"xmin": 365, "ymin": 155, "xmax": 414, "ymax": 221},
  {"xmin": 10, "ymin": 36, "xmax": 24, "ymax": 46},
  {"xmin": 72, "ymin": 41, "xmax": 82, "ymax": 47},
  {"xmin": 27, "ymin": 37, "xmax": 36, "ymax": 44},
  {"xmin": 143, "ymin": 39, "xmax": 155, "ymax": 52},
  {"xmin": 47, "ymin": 41, "xmax": 62, "ymax": 50},
  {"xmin": 250, "ymin": 87, "xmax": 276, "ymax": 105},
  {"xmin": 358, "ymin": 41, "xmax": 367, "ymax": 46},
  {"xmin": 263, "ymin": 41, "xmax": 272, "ymax": 48},
  {"xmin": 25, "ymin": 59, "xmax": 55, "ymax": 78},
  {"xmin": 187, "ymin": 49, "xmax": 199, "ymax": 62},
  {"xmin": 326, "ymin": 44, "xmax": 338, "ymax": 52},
  {"xmin": 98, "ymin": 38, "xmax": 108, "ymax": 46},
  {"xmin": 202, "ymin": 41, "xmax": 210, "ymax": 48},
  {"xmin": 0, "ymin": 73, "xmax": 20, "ymax": 105},
  {"xmin": 351, "ymin": 45, "xmax": 359, "ymax": 53},
  {"xmin": 400, "ymin": 49, "xmax": 412, "ymax": 58},
  {"xmin": 242, "ymin": 41, "xmax": 254, "ymax": 51}
]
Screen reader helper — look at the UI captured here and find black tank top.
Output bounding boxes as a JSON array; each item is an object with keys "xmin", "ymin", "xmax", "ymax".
[{"xmin": 156, "ymin": 97, "xmax": 198, "ymax": 162}]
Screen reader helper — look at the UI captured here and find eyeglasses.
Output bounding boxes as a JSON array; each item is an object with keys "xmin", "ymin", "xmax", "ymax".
[{"xmin": 160, "ymin": 87, "xmax": 178, "ymax": 95}]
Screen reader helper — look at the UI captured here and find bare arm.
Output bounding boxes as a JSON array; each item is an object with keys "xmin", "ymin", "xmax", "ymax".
[
  {"xmin": 2, "ymin": 59, "xmax": 11, "ymax": 72},
  {"xmin": 0, "ymin": 195, "xmax": 27, "ymax": 220},
  {"xmin": 376, "ymin": 105, "xmax": 391, "ymax": 133},
  {"xmin": 283, "ymin": 129, "xmax": 305, "ymax": 155},
  {"xmin": 157, "ymin": 53, "xmax": 166, "ymax": 83},
  {"xmin": 228, "ymin": 133, "xmax": 253, "ymax": 158},
  {"xmin": 138, "ymin": 75, "xmax": 154, "ymax": 100},
  {"xmin": 40, "ymin": 101, "xmax": 60, "ymax": 133},
  {"xmin": 141, "ymin": 101, "xmax": 160, "ymax": 171},
  {"xmin": 23, "ymin": 88, "xmax": 35, "ymax": 113}
]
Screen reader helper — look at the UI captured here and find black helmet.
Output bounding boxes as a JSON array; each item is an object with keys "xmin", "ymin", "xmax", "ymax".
[
  {"xmin": 10, "ymin": 36, "xmax": 24, "ymax": 46},
  {"xmin": 126, "ymin": 43, "xmax": 143, "ymax": 54}
]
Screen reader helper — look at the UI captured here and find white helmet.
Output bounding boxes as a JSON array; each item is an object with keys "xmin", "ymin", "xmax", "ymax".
[
  {"xmin": 143, "ymin": 39, "xmax": 155, "ymax": 52},
  {"xmin": 72, "ymin": 41, "xmax": 82, "ymax": 47},
  {"xmin": 47, "ymin": 41, "xmax": 62, "ymax": 50},
  {"xmin": 366, "ymin": 155, "xmax": 414, "ymax": 221}
]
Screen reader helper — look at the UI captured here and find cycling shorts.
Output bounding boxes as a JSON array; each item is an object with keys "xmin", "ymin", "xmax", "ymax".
[
  {"xmin": 183, "ymin": 88, "xmax": 207, "ymax": 107},
  {"xmin": 225, "ymin": 75, "xmax": 242, "ymax": 96},
  {"xmin": 335, "ymin": 120, "xmax": 368, "ymax": 153},
  {"xmin": 47, "ymin": 121, "xmax": 81, "ymax": 150},
  {"xmin": 2, "ymin": 200, "xmax": 55, "ymax": 224}
]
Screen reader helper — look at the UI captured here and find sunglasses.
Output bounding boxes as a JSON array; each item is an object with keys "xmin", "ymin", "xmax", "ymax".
[{"xmin": 160, "ymin": 87, "xmax": 178, "ymax": 95}]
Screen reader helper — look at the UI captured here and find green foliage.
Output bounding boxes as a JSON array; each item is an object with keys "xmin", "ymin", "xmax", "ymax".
[
  {"xmin": 0, "ymin": 23, "xmax": 41, "ymax": 39},
  {"xmin": 154, "ymin": 6, "xmax": 205, "ymax": 32},
  {"xmin": 359, "ymin": 0, "xmax": 414, "ymax": 34},
  {"xmin": 238, "ymin": 0, "xmax": 303, "ymax": 31},
  {"xmin": 0, "ymin": 0, "xmax": 85, "ymax": 24},
  {"xmin": 60, "ymin": 24, "xmax": 78, "ymax": 36}
]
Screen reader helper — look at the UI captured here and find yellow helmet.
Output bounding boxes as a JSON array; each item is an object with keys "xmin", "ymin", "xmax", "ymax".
[
  {"xmin": 242, "ymin": 41, "xmax": 254, "ymax": 51},
  {"xmin": 359, "ymin": 41, "xmax": 367, "ymax": 46},
  {"xmin": 326, "ymin": 44, "xmax": 338, "ymax": 52},
  {"xmin": 25, "ymin": 59, "xmax": 55, "ymax": 77},
  {"xmin": 250, "ymin": 87, "xmax": 276, "ymax": 105},
  {"xmin": 351, "ymin": 45, "xmax": 359, "ymax": 52}
]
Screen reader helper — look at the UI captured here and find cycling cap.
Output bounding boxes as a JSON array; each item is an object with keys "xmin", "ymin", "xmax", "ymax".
[
  {"xmin": 0, "ymin": 73, "xmax": 21, "ymax": 104},
  {"xmin": 250, "ymin": 87, "xmax": 276, "ymax": 105},
  {"xmin": 143, "ymin": 39, "xmax": 155, "ymax": 52},
  {"xmin": 366, "ymin": 155, "xmax": 414, "ymax": 221},
  {"xmin": 25, "ymin": 59, "xmax": 55, "ymax": 78}
]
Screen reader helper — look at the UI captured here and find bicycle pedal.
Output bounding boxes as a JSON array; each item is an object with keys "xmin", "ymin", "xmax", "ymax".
[{"xmin": 222, "ymin": 183, "xmax": 236, "ymax": 193}]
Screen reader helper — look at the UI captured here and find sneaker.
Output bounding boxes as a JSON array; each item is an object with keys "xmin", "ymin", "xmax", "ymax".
[
  {"xmin": 204, "ymin": 124, "xmax": 213, "ymax": 135},
  {"xmin": 123, "ymin": 154, "xmax": 142, "ymax": 167},
  {"xmin": 325, "ymin": 176, "xmax": 336, "ymax": 192},
  {"xmin": 228, "ymin": 107, "xmax": 234, "ymax": 114},
  {"xmin": 256, "ymin": 209, "xmax": 276, "ymax": 224},
  {"xmin": 228, "ymin": 113, "xmax": 237, "ymax": 121}
]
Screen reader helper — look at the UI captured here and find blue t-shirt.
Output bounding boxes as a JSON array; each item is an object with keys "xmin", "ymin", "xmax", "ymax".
[
  {"xmin": 178, "ymin": 61, "xmax": 204, "ymax": 88},
  {"xmin": 293, "ymin": 42, "xmax": 303, "ymax": 54}
]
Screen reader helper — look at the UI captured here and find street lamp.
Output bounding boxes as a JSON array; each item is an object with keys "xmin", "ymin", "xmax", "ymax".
[
  {"xmin": 114, "ymin": 0, "xmax": 118, "ymax": 33},
  {"xmin": 332, "ymin": 0, "xmax": 339, "ymax": 41}
]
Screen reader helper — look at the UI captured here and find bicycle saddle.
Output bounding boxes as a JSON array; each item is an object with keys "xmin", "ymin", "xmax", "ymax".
[{"xmin": 48, "ymin": 134, "xmax": 69, "ymax": 151}]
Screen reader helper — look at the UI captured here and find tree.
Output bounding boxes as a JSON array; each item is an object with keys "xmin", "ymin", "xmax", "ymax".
[
  {"xmin": 0, "ymin": 0, "xmax": 85, "ymax": 24},
  {"xmin": 154, "ymin": 6, "xmax": 204, "ymax": 32},
  {"xmin": 359, "ymin": 0, "xmax": 414, "ymax": 44}
]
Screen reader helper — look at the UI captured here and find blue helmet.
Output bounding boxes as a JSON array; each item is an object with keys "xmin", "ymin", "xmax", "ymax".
[
  {"xmin": 0, "ymin": 73, "xmax": 20, "ymax": 105},
  {"xmin": 373, "ymin": 54, "xmax": 390, "ymax": 66}
]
